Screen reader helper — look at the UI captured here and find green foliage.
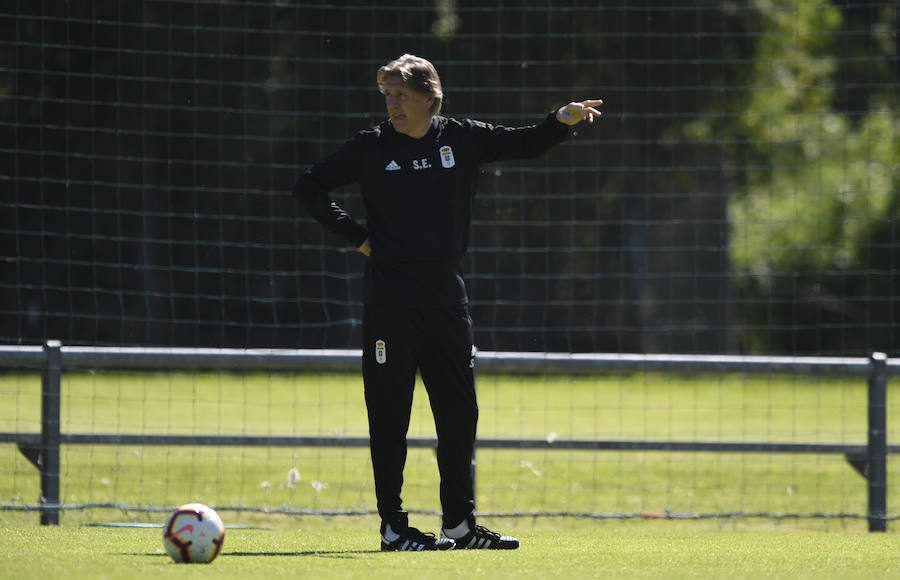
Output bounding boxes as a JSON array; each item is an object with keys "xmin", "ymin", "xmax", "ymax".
[
  {"xmin": 680, "ymin": 0, "xmax": 898, "ymax": 352},
  {"xmin": 731, "ymin": 110, "xmax": 897, "ymax": 279},
  {"xmin": 731, "ymin": 0, "xmax": 896, "ymax": 276}
]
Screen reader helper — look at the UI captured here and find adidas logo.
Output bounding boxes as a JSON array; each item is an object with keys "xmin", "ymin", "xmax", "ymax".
[{"xmin": 385, "ymin": 160, "xmax": 401, "ymax": 171}]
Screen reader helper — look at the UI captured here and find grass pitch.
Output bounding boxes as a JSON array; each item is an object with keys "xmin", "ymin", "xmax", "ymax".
[
  {"xmin": 2, "ymin": 517, "xmax": 899, "ymax": 580},
  {"xmin": 2, "ymin": 370, "xmax": 900, "ymax": 578},
  {"xmin": 3, "ymin": 370, "xmax": 896, "ymax": 521}
]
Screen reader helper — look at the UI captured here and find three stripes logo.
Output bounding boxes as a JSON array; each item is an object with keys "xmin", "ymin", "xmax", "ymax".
[
  {"xmin": 400, "ymin": 539, "xmax": 427, "ymax": 551},
  {"xmin": 464, "ymin": 536, "xmax": 491, "ymax": 549}
]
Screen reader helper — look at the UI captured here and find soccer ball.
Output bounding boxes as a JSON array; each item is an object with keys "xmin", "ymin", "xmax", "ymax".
[{"xmin": 162, "ymin": 503, "xmax": 226, "ymax": 563}]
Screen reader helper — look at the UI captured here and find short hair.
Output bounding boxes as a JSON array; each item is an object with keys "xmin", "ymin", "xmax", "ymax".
[{"xmin": 377, "ymin": 54, "xmax": 443, "ymax": 116}]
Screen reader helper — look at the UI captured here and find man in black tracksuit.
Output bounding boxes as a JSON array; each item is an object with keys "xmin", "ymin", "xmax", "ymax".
[{"xmin": 293, "ymin": 54, "xmax": 602, "ymax": 551}]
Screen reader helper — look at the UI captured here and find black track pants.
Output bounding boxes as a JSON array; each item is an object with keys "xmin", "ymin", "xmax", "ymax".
[{"xmin": 362, "ymin": 304, "xmax": 477, "ymax": 531}]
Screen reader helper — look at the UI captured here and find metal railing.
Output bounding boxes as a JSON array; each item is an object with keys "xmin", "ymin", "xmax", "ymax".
[{"xmin": 0, "ymin": 342, "xmax": 895, "ymax": 531}]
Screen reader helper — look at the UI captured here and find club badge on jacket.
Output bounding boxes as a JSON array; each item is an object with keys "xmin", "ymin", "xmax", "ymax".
[{"xmin": 440, "ymin": 145, "xmax": 455, "ymax": 168}]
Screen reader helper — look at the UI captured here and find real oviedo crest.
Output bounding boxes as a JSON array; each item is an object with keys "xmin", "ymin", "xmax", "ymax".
[{"xmin": 439, "ymin": 145, "xmax": 455, "ymax": 169}]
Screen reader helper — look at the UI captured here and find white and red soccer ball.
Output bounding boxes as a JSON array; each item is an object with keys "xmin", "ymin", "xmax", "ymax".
[{"xmin": 163, "ymin": 503, "xmax": 226, "ymax": 563}]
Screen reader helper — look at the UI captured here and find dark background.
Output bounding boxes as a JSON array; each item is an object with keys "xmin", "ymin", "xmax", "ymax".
[{"xmin": 1, "ymin": 1, "xmax": 897, "ymax": 355}]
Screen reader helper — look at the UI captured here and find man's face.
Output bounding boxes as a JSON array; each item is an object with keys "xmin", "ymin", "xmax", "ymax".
[{"xmin": 381, "ymin": 76, "xmax": 434, "ymax": 139}]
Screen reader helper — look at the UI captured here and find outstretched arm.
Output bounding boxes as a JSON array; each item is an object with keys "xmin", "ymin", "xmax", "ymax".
[
  {"xmin": 555, "ymin": 99, "xmax": 603, "ymax": 126},
  {"xmin": 471, "ymin": 99, "xmax": 604, "ymax": 163}
]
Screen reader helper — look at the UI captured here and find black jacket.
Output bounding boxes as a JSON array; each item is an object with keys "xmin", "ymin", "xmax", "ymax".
[{"xmin": 293, "ymin": 112, "xmax": 570, "ymax": 306}]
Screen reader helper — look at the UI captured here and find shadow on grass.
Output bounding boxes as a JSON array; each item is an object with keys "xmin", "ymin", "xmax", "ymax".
[
  {"xmin": 226, "ymin": 550, "xmax": 378, "ymax": 558},
  {"xmin": 123, "ymin": 550, "xmax": 379, "ymax": 559}
]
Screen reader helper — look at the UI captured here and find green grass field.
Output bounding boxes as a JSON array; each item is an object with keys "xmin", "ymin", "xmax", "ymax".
[
  {"xmin": 2, "ymin": 370, "xmax": 899, "ymax": 577},
  {"xmin": 2, "ymin": 517, "xmax": 900, "ymax": 579}
]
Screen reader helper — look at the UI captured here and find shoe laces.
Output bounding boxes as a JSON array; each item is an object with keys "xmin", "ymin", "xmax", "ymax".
[
  {"xmin": 472, "ymin": 525, "xmax": 502, "ymax": 541},
  {"xmin": 406, "ymin": 527, "xmax": 439, "ymax": 541}
]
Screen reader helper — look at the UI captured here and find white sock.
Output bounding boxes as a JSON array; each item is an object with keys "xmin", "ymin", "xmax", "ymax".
[
  {"xmin": 442, "ymin": 519, "xmax": 471, "ymax": 539},
  {"xmin": 382, "ymin": 523, "xmax": 401, "ymax": 542}
]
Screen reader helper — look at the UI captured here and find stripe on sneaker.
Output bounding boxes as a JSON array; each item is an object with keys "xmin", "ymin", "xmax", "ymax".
[
  {"xmin": 445, "ymin": 524, "xmax": 519, "ymax": 550},
  {"xmin": 382, "ymin": 527, "xmax": 455, "ymax": 551}
]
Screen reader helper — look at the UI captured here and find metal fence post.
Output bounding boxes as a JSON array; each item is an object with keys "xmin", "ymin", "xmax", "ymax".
[
  {"xmin": 867, "ymin": 352, "xmax": 888, "ymax": 532},
  {"xmin": 40, "ymin": 340, "xmax": 62, "ymax": 525}
]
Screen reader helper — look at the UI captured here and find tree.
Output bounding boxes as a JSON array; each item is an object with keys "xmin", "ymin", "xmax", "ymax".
[{"xmin": 680, "ymin": 0, "xmax": 899, "ymax": 354}]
